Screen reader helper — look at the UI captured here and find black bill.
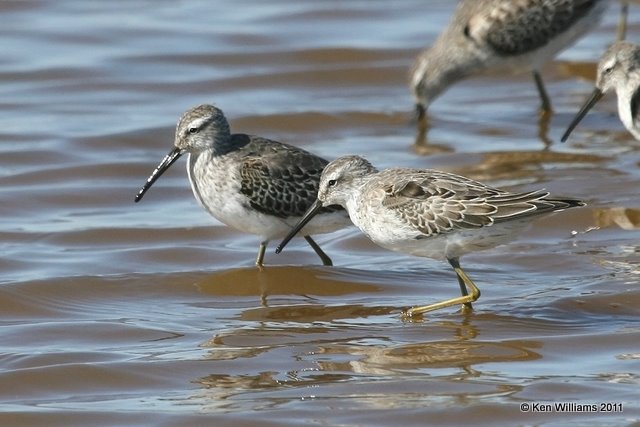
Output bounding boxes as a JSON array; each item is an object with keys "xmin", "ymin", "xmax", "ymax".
[
  {"xmin": 134, "ymin": 147, "xmax": 183, "ymax": 202},
  {"xmin": 561, "ymin": 88, "xmax": 604, "ymax": 143},
  {"xmin": 275, "ymin": 199, "xmax": 324, "ymax": 254}
]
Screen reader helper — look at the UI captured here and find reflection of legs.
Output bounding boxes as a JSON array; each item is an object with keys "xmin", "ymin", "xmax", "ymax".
[
  {"xmin": 304, "ymin": 235, "xmax": 333, "ymax": 266},
  {"xmin": 257, "ymin": 269, "xmax": 269, "ymax": 307},
  {"xmin": 532, "ymin": 70, "xmax": 552, "ymax": 113},
  {"xmin": 537, "ymin": 107, "xmax": 553, "ymax": 149},
  {"xmin": 404, "ymin": 257, "xmax": 481, "ymax": 316},
  {"xmin": 618, "ymin": 2, "xmax": 628, "ymax": 41},
  {"xmin": 255, "ymin": 240, "xmax": 268, "ymax": 269}
]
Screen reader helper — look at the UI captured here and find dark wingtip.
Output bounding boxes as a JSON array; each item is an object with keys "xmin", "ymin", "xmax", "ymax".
[
  {"xmin": 549, "ymin": 197, "xmax": 586, "ymax": 210},
  {"xmin": 562, "ymin": 199, "xmax": 586, "ymax": 209}
]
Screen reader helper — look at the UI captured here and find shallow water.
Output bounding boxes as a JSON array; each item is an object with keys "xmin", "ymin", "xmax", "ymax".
[{"xmin": 1, "ymin": 1, "xmax": 639, "ymax": 425}]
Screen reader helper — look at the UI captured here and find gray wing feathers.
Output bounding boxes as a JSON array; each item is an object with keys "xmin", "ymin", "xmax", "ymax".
[
  {"xmin": 468, "ymin": 0, "xmax": 598, "ymax": 55},
  {"xmin": 380, "ymin": 171, "xmax": 580, "ymax": 236},
  {"xmin": 239, "ymin": 138, "xmax": 330, "ymax": 218}
]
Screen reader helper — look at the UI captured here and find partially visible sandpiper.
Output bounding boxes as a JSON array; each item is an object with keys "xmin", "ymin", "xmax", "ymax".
[
  {"xmin": 276, "ymin": 155, "xmax": 584, "ymax": 316},
  {"xmin": 410, "ymin": 0, "xmax": 608, "ymax": 121},
  {"xmin": 135, "ymin": 104, "xmax": 351, "ymax": 268},
  {"xmin": 562, "ymin": 41, "xmax": 640, "ymax": 142}
]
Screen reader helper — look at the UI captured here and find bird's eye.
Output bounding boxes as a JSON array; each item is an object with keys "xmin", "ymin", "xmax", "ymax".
[
  {"xmin": 327, "ymin": 179, "xmax": 337, "ymax": 187},
  {"xmin": 463, "ymin": 24, "xmax": 471, "ymax": 39},
  {"xmin": 188, "ymin": 127, "xmax": 199, "ymax": 134}
]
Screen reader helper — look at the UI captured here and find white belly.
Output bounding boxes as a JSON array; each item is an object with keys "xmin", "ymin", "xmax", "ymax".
[
  {"xmin": 187, "ymin": 152, "xmax": 349, "ymax": 241},
  {"xmin": 348, "ymin": 195, "xmax": 530, "ymax": 261}
]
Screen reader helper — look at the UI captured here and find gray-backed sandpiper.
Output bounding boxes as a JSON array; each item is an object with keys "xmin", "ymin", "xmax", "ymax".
[
  {"xmin": 135, "ymin": 104, "xmax": 351, "ymax": 268},
  {"xmin": 411, "ymin": 0, "xmax": 608, "ymax": 120}
]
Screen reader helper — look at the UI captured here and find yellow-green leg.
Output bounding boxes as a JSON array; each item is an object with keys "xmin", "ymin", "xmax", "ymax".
[
  {"xmin": 255, "ymin": 240, "xmax": 268, "ymax": 270},
  {"xmin": 304, "ymin": 235, "xmax": 333, "ymax": 266},
  {"xmin": 404, "ymin": 257, "xmax": 481, "ymax": 317}
]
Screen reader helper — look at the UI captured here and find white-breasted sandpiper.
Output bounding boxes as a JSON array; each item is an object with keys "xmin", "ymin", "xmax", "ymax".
[
  {"xmin": 410, "ymin": 0, "xmax": 608, "ymax": 121},
  {"xmin": 277, "ymin": 155, "xmax": 584, "ymax": 316},
  {"xmin": 562, "ymin": 41, "xmax": 640, "ymax": 142},
  {"xmin": 135, "ymin": 104, "xmax": 351, "ymax": 268}
]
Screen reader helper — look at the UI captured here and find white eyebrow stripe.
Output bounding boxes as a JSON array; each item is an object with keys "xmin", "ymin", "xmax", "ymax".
[{"xmin": 187, "ymin": 116, "xmax": 210, "ymax": 131}]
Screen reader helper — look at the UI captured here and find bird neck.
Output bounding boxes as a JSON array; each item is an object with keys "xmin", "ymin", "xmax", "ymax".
[
  {"xmin": 212, "ymin": 133, "xmax": 250, "ymax": 157},
  {"xmin": 412, "ymin": 42, "xmax": 474, "ymax": 107},
  {"xmin": 343, "ymin": 174, "xmax": 373, "ymax": 207}
]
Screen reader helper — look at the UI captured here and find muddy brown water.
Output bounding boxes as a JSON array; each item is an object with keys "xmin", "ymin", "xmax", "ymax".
[{"xmin": 1, "ymin": 1, "xmax": 639, "ymax": 426}]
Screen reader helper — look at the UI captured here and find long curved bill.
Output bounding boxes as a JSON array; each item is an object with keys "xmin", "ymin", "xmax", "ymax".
[
  {"xmin": 561, "ymin": 88, "xmax": 604, "ymax": 143},
  {"xmin": 134, "ymin": 147, "xmax": 183, "ymax": 202},
  {"xmin": 275, "ymin": 199, "xmax": 324, "ymax": 254}
]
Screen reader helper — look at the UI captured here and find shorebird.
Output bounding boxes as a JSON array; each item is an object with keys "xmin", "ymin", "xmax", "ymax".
[
  {"xmin": 134, "ymin": 104, "xmax": 351, "ymax": 268},
  {"xmin": 410, "ymin": 0, "xmax": 608, "ymax": 121},
  {"xmin": 276, "ymin": 155, "xmax": 583, "ymax": 316},
  {"xmin": 562, "ymin": 41, "xmax": 640, "ymax": 142}
]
